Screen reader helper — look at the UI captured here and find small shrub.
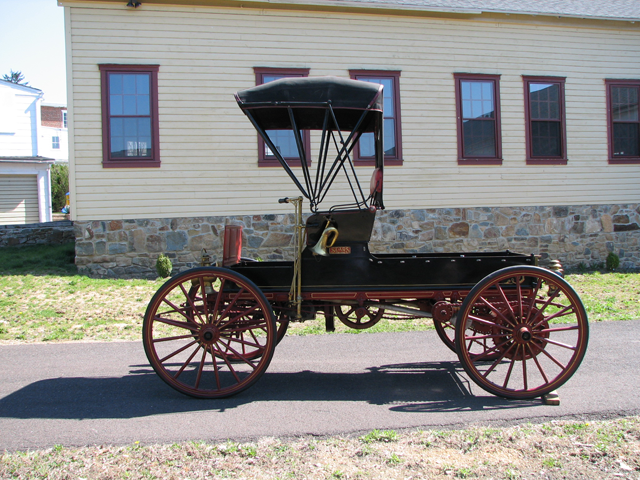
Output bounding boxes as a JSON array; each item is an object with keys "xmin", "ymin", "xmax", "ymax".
[
  {"xmin": 156, "ymin": 254, "xmax": 173, "ymax": 278},
  {"xmin": 606, "ymin": 252, "xmax": 620, "ymax": 272}
]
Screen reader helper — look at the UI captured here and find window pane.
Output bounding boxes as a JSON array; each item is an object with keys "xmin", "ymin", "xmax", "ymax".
[
  {"xmin": 531, "ymin": 121, "xmax": 561, "ymax": 157},
  {"xmin": 110, "ymin": 118, "xmax": 125, "ymax": 157},
  {"xmin": 383, "ymin": 118, "xmax": 396, "ymax": 156},
  {"xmin": 612, "ymin": 86, "xmax": 639, "ymax": 121},
  {"xmin": 463, "ymin": 119, "xmax": 495, "ymax": 157},
  {"xmin": 359, "ymin": 132, "xmax": 375, "ymax": 157},
  {"xmin": 110, "ymin": 94, "xmax": 123, "ymax": 116},
  {"xmin": 123, "ymin": 75, "xmax": 137, "ymax": 95},
  {"xmin": 530, "ymin": 84, "xmax": 560, "ymax": 120},
  {"xmin": 136, "ymin": 75, "xmax": 149, "ymax": 95},
  {"xmin": 123, "ymin": 95, "xmax": 137, "ymax": 115},
  {"xmin": 461, "ymin": 81, "xmax": 494, "ymax": 119},
  {"xmin": 266, "ymin": 130, "xmax": 299, "ymax": 158},
  {"xmin": 613, "ymin": 123, "xmax": 640, "ymax": 156},
  {"xmin": 110, "ymin": 74, "xmax": 122, "ymax": 94},
  {"xmin": 137, "ymin": 94, "xmax": 150, "ymax": 116}
]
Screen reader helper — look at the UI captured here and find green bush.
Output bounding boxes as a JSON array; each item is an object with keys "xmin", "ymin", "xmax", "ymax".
[
  {"xmin": 51, "ymin": 164, "xmax": 69, "ymax": 212},
  {"xmin": 606, "ymin": 252, "xmax": 620, "ymax": 272},
  {"xmin": 156, "ymin": 254, "xmax": 173, "ymax": 278}
]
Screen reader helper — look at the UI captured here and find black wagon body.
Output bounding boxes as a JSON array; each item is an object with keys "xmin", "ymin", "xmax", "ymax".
[{"xmin": 143, "ymin": 77, "xmax": 588, "ymax": 401}]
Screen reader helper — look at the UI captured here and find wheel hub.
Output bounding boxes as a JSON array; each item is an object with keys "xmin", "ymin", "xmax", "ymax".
[{"xmin": 198, "ymin": 325, "xmax": 220, "ymax": 345}]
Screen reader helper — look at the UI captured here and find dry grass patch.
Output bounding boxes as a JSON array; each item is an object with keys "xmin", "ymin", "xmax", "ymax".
[{"xmin": 2, "ymin": 417, "xmax": 639, "ymax": 479}]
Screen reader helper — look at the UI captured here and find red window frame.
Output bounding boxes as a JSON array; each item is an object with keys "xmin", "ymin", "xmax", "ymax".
[
  {"xmin": 99, "ymin": 64, "xmax": 160, "ymax": 168},
  {"xmin": 605, "ymin": 79, "xmax": 640, "ymax": 164},
  {"xmin": 349, "ymin": 70, "xmax": 403, "ymax": 166},
  {"xmin": 523, "ymin": 76, "xmax": 567, "ymax": 165},
  {"xmin": 254, "ymin": 67, "xmax": 310, "ymax": 167},
  {"xmin": 454, "ymin": 73, "xmax": 502, "ymax": 165}
]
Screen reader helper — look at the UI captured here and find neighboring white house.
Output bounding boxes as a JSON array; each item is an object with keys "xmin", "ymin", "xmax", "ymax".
[
  {"xmin": 40, "ymin": 104, "xmax": 69, "ymax": 163},
  {"xmin": 0, "ymin": 79, "xmax": 54, "ymax": 225},
  {"xmin": 61, "ymin": 0, "xmax": 640, "ymax": 277}
]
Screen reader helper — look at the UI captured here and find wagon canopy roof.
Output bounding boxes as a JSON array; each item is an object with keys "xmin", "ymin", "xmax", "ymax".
[{"xmin": 235, "ymin": 76, "xmax": 383, "ymax": 131}]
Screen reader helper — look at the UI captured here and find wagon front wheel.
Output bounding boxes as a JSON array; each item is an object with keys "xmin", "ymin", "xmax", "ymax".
[
  {"xmin": 455, "ymin": 266, "xmax": 589, "ymax": 399},
  {"xmin": 143, "ymin": 267, "xmax": 276, "ymax": 398}
]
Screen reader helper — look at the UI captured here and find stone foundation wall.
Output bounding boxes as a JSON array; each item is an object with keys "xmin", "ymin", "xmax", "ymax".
[
  {"xmin": 74, "ymin": 204, "xmax": 640, "ymax": 278},
  {"xmin": 0, "ymin": 221, "xmax": 75, "ymax": 248}
]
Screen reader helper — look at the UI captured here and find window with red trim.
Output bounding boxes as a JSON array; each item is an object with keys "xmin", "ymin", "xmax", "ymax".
[
  {"xmin": 524, "ymin": 76, "xmax": 567, "ymax": 165},
  {"xmin": 606, "ymin": 79, "xmax": 640, "ymax": 164},
  {"xmin": 349, "ymin": 70, "xmax": 402, "ymax": 166},
  {"xmin": 454, "ymin": 74, "xmax": 502, "ymax": 165},
  {"xmin": 254, "ymin": 68, "xmax": 310, "ymax": 167},
  {"xmin": 99, "ymin": 64, "xmax": 160, "ymax": 168}
]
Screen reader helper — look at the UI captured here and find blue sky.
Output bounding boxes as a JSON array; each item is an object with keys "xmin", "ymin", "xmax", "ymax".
[{"xmin": 0, "ymin": 0, "xmax": 67, "ymax": 105}]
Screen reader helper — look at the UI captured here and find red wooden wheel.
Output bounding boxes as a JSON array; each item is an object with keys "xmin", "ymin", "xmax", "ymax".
[
  {"xmin": 455, "ymin": 266, "xmax": 589, "ymax": 399},
  {"xmin": 336, "ymin": 303, "xmax": 384, "ymax": 329},
  {"xmin": 143, "ymin": 267, "xmax": 276, "ymax": 398}
]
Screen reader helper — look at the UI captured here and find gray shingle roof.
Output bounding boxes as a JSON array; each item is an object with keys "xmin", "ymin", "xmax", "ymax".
[{"xmin": 333, "ymin": 0, "xmax": 640, "ymax": 21}]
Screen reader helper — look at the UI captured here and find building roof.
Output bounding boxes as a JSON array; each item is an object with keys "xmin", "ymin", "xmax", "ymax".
[
  {"xmin": 0, "ymin": 79, "xmax": 42, "ymax": 93},
  {"xmin": 0, "ymin": 156, "xmax": 55, "ymax": 164},
  {"xmin": 62, "ymin": 0, "xmax": 640, "ymax": 22},
  {"xmin": 334, "ymin": 0, "xmax": 640, "ymax": 21}
]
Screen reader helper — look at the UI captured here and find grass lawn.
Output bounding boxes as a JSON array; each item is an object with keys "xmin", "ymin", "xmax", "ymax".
[{"xmin": 0, "ymin": 243, "xmax": 639, "ymax": 343}]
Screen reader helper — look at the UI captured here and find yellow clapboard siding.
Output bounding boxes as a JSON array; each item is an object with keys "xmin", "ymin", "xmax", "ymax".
[{"xmin": 66, "ymin": 3, "xmax": 640, "ymax": 221}]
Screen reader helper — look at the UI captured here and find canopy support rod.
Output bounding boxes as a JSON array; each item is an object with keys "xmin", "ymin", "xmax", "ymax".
[
  {"xmin": 313, "ymin": 109, "xmax": 331, "ymax": 206},
  {"xmin": 243, "ymin": 109, "xmax": 310, "ymax": 200},
  {"xmin": 287, "ymin": 107, "xmax": 315, "ymax": 208},
  {"xmin": 317, "ymin": 106, "xmax": 368, "ymax": 197}
]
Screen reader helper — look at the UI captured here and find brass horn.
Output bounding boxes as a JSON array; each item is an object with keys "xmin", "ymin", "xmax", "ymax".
[{"xmin": 310, "ymin": 225, "xmax": 339, "ymax": 256}]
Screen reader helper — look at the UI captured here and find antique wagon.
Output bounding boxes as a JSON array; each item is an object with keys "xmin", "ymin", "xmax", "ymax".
[{"xmin": 143, "ymin": 77, "xmax": 588, "ymax": 400}]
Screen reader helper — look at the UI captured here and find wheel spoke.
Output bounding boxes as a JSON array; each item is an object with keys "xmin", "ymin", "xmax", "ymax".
[
  {"xmin": 521, "ymin": 346, "xmax": 528, "ymax": 391},
  {"xmin": 527, "ymin": 343, "xmax": 550, "ymax": 384},
  {"xmin": 153, "ymin": 333, "xmax": 197, "ymax": 343},
  {"xmin": 179, "ymin": 283, "xmax": 205, "ymax": 324},
  {"xmin": 221, "ymin": 334, "xmax": 263, "ymax": 350},
  {"xmin": 467, "ymin": 314, "xmax": 514, "ymax": 332},
  {"xmin": 495, "ymin": 283, "xmax": 516, "ymax": 320},
  {"xmin": 159, "ymin": 340, "xmax": 198, "ymax": 364},
  {"xmin": 478, "ymin": 296, "xmax": 517, "ymax": 328},
  {"xmin": 532, "ymin": 304, "xmax": 575, "ymax": 328},
  {"xmin": 154, "ymin": 315, "xmax": 200, "ymax": 332},
  {"xmin": 198, "ymin": 276, "xmax": 210, "ymax": 320},
  {"xmin": 501, "ymin": 350, "xmax": 517, "ymax": 389},
  {"xmin": 194, "ymin": 347, "xmax": 208, "ymax": 389},
  {"xmin": 217, "ymin": 338, "xmax": 258, "ymax": 369},
  {"xmin": 536, "ymin": 342, "xmax": 569, "ymax": 369},
  {"xmin": 528, "ymin": 286, "xmax": 562, "ymax": 327},
  {"xmin": 482, "ymin": 341, "xmax": 516, "ymax": 377},
  {"xmin": 217, "ymin": 287, "xmax": 247, "ymax": 324},
  {"xmin": 161, "ymin": 297, "xmax": 198, "ymax": 323},
  {"xmin": 536, "ymin": 336, "xmax": 578, "ymax": 351},
  {"xmin": 538, "ymin": 325, "xmax": 580, "ymax": 334},
  {"xmin": 173, "ymin": 343, "xmax": 201, "ymax": 380},
  {"xmin": 209, "ymin": 347, "xmax": 221, "ymax": 390}
]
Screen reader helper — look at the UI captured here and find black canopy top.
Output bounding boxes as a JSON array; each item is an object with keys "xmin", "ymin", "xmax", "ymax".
[{"xmin": 235, "ymin": 76, "xmax": 383, "ymax": 131}]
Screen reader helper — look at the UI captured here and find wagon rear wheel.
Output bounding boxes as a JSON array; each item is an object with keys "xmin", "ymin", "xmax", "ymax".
[
  {"xmin": 336, "ymin": 303, "xmax": 384, "ymax": 329},
  {"xmin": 455, "ymin": 266, "xmax": 588, "ymax": 399},
  {"xmin": 143, "ymin": 267, "xmax": 276, "ymax": 398}
]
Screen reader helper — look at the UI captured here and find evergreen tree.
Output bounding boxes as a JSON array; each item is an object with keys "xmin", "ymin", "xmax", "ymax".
[{"xmin": 2, "ymin": 70, "xmax": 29, "ymax": 86}]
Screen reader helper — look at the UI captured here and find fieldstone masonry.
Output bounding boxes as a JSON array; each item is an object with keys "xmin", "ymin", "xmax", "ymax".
[
  {"xmin": 74, "ymin": 204, "xmax": 640, "ymax": 278},
  {"xmin": 0, "ymin": 221, "xmax": 75, "ymax": 248}
]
